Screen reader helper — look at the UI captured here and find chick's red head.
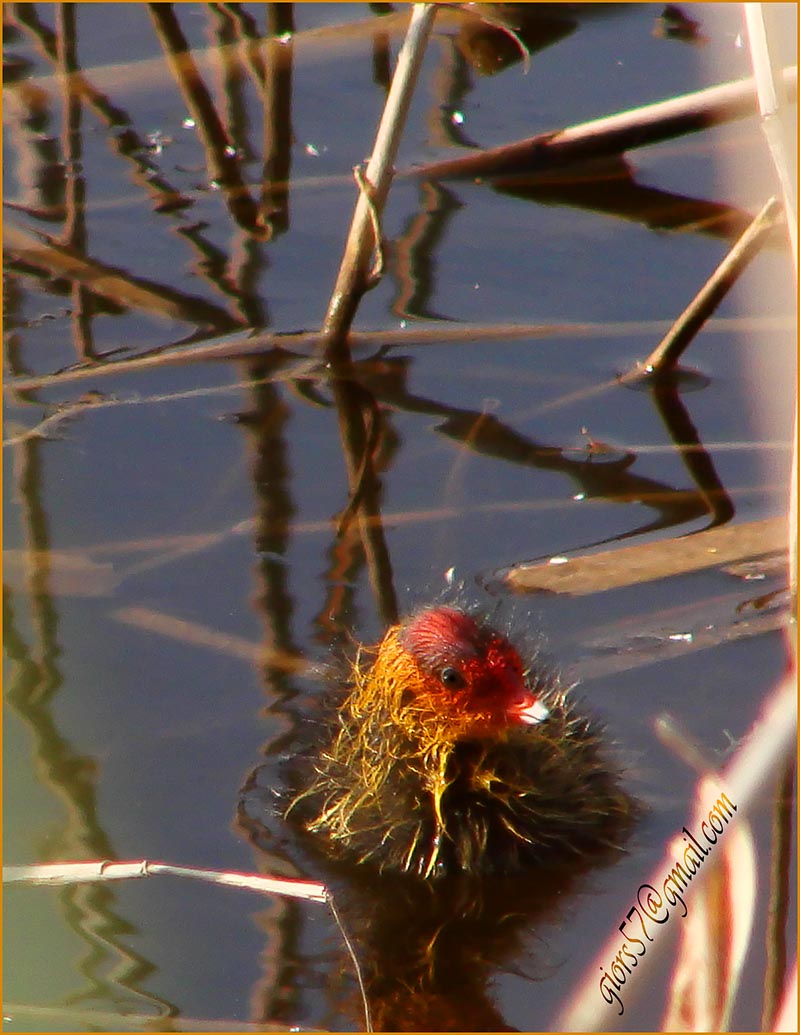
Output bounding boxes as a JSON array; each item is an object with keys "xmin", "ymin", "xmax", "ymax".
[{"xmin": 396, "ymin": 607, "xmax": 550, "ymax": 730}]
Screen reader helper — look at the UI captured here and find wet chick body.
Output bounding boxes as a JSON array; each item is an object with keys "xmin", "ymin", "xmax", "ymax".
[{"xmin": 288, "ymin": 606, "xmax": 635, "ymax": 878}]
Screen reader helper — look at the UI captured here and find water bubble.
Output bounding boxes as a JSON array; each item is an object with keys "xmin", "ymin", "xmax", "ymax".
[
  {"xmin": 182, "ymin": 117, "xmax": 196, "ymax": 129},
  {"xmin": 668, "ymin": 632, "xmax": 693, "ymax": 643},
  {"xmin": 548, "ymin": 556, "xmax": 569, "ymax": 566},
  {"xmin": 304, "ymin": 143, "xmax": 320, "ymax": 157},
  {"xmin": 451, "ymin": 110, "xmax": 465, "ymax": 125}
]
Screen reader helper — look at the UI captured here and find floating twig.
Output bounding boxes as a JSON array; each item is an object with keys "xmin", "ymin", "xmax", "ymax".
[{"xmin": 505, "ymin": 515, "xmax": 787, "ymax": 596}]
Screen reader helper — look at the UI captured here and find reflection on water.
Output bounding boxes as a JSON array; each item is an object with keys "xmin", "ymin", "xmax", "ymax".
[{"xmin": 3, "ymin": 2, "xmax": 794, "ymax": 1032}]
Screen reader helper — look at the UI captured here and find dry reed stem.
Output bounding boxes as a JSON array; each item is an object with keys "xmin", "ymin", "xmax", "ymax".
[
  {"xmin": 555, "ymin": 671, "xmax": 797, "ymax": 1031},
  {"xmin": 3, "ymin": 858, "xmax": 327, "ymax": 901},
  {"xmin": 322, "ymin": 3, "xmax": 436, "ymax": 350},
  {"xmin": 410, "ymin": 65, "xmax": 798, "ymax": 182},
  {"xmin": 629, "ymin": 196, "xmax": 783, "ymax": 376},
  {"xmin": 6, "ymin": 315, "xmax": 794, "ymax": 394}
]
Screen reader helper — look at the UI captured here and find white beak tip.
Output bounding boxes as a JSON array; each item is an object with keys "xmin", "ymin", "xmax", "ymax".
[{"xmin": 516, "ymin": 699, "xmax": 550, "ymax": 725}]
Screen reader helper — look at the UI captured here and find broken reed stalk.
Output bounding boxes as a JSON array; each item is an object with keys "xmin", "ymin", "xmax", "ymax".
[
  {"xmin": 505, "ymin": 514, "xmax": 786, "ymax": 595},
  {"xmin": 628, "ymin": 196, "xmax": 783, "ymax": 377},
  {"xmin": 321, "ymin": 3, "xmax": 436, "ymax": 353},
  {"xmin": 409, "ymin": 65, "xmax": 798, "ymax": 183},
  {"xmin": 555, "ymin": 672, "xmax": 797, "ymax": 1031},
  {"xmin": 3, "ymin": 858, "xmax": 327, "ymax": 901}
]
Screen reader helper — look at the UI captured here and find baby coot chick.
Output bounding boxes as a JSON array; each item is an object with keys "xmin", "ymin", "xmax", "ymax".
[{"xmin": 287, "ymin": 605, "xmax": 636, "ymax": 879}]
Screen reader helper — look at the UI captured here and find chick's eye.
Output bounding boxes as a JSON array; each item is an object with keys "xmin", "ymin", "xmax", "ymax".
[{"xmin": 440, "ymin": 666, "xmax": 465, "ymax": 689}]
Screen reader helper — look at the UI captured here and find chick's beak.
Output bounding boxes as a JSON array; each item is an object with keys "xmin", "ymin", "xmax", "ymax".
[
  {"xmin": 512, "ymin": 697, "xmax": 550, "ymax": 725},
  {"xmin": 502, "ymin": 674, "xmax": 550, "ymax": 725}
]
